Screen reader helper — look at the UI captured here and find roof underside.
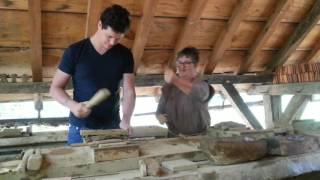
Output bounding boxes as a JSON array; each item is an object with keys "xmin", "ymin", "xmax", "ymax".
[{"xmin": 0, "ymin": 0, "xmax": 319, "ymax": 100}]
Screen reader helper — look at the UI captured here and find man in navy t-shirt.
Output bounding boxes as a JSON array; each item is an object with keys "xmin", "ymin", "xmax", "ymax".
[{"xmin": 50, "ymin": 5, "xmax": 136, "ymax": 144}]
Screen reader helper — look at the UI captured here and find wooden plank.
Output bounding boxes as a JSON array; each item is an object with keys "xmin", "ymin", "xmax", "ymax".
[
  {"xmin": 266, "ymin": 0, "xmax": 320, "ymax": 70},
  {"xmin": 0, "ymin": 131, "xmax": 67, "ymax": 147},
  {"xmin": 236, "ymin": 0, "xmax": 292, "ymax": 74},
  {"xmin": 0, "ymin": 0, "xmax": 87, "ymax": 13},
  {"xmin": 42, "ymin": 12, "xmax": 86, "ymax": 48},
  {"xmin": 221, "ymin": 82, "xmax": 262, "ymax": 129},
  {"xmin": 168, "ymin": 0, "xmax": 208, "ymax": 68},
  {"xmin": 42, "ymin": 0, "xmax": 87, "ymax": 13},
  {"xmin": 28, "ymin": 0, "xmax": 43, "ymax": 82},
  {"xmin": 0, "ymin": 117, "xmax": 68, "ymax": 126},
  {"xmin": 279, "ymin": 95, "xmax": 310, "ymax": 126},
  {"xmin": 132, "ymin": 0, "xmax": 158, "ymax": 72},
  {"xmin": 80, "ymin": 129, "xmax": 128, "ymax": 138},
  {"xmin": 85, "ymin": 0, "xmax": 105, "ymax": 37},
  {"xmin": 248, "ymin": 82, "xmax": 320, "ymax": 95},
  {"xmin": 204, "ymin": 0, "xmax": 253, "ymax": 74}
]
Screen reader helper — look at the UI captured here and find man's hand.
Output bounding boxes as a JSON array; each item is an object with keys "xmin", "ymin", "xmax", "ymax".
[
  {"xmin": 119, "ymin": 120, "xmax": 130, "ymax": 130},
  {"xmin": 164, "ymin": 68, "xmax": 176, "ymax": 84},
  {"xmin": 119, "ymin": 120, "xmax": 132, "ymax": 136},
  {"xmin": 156, "ymin": 114, "xmax": 168, "ymax": 125},
  {"xmin": 69, "ymin": 101, "xmax": 91, "ymax": 118}
]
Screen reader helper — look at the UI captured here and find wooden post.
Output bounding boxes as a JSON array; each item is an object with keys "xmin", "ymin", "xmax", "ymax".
[{"xmin": 28, "ymin": 0, "xmax": 43, "ymax": 82}]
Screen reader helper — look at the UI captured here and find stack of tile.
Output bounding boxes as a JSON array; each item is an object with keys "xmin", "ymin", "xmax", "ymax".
[{"xmin": 273, "ymin": 63, "xmax": 320, "ymax": 84}]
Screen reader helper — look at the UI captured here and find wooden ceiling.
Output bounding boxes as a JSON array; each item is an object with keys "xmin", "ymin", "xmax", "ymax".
[{"xmin": 0, "ymin": 0, "xmax": 320, "ymax": 99}]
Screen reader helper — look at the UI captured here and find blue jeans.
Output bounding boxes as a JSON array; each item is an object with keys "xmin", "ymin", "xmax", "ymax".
[{"xmin": 68, "ymin": 125, "xmax": 87, "ymax": 144}]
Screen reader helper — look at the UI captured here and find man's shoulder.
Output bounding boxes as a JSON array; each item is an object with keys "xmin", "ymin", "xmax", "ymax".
[
  {"xmin": 69, "ymin": 38, "xmax": 89, "ymax": 50},
  {"xmin": 113, "ymin": 44, "xmax": 131, "ymax": 53}
]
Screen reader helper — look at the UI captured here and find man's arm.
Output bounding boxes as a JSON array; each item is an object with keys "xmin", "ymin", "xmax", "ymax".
[
  {"xmin": 120, "ymin": 73, "xmax": 136, "ymax": 130},
  {"xmin": 50, "ymin": 69, "xmax": 90, "ymax": 118}
]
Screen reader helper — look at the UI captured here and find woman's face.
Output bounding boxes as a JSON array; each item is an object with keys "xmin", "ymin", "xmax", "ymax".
[{"xmin": 176, "ymin": 56, "xmax": 196, "ymax": 78}]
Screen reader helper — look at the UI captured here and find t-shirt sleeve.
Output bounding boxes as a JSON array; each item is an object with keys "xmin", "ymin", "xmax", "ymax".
[
  {"xmin": 123, "ymin": 49, "xmax": 134, "ymax": 74},
  {"xmin": 156, "ymin": 84, "xmax": 169, "ymax": 116},
  {"xmin": 190, "ymin": 81, "xmax": 214, "ymax": 102},
  {"xmin": 58, "ymin": 47, "xmax": 76, "ymax": 75}
]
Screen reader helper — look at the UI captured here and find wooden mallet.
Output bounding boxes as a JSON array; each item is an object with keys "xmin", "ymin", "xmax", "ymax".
[{"xmin": 85, "ymin": 88, "xmax": 111, "ymax": 108}]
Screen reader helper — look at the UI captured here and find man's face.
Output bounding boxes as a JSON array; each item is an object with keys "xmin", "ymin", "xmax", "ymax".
[{"xmin": 98, "ymin": 25, "xmax": 124, "ymax": 50}]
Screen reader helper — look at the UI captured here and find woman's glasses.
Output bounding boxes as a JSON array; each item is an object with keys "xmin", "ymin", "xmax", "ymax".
[{"xmin": 176, "ymin": 61, "xmax": 194, "ymax": 65}]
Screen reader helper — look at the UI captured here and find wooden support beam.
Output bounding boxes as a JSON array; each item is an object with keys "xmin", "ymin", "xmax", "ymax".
[
  {"xmin": 0, "ymin": 117, "xmax": 68, "ymax": 126},
  {"xmin": 292, "ymin": 96, "xmax": 309, "ymax": 120},
  {"xmin": 0, "ymin": 131, "xmax": 67, "ymax": 148},
  {"xmin": 168, "ymin": 0, "xmax": 208, "ymax": 68},
  {"xmin": 263, "ymin": 95, "xmax": 281, "ymax": 129},
  {"xmin": 132, "ymin": 0, "xmax": 158, "ymax": 73},
  {"xmin": 0, "ymin": 74, "xmax": 272, "ymax": 94},
  {"xmin": 249, "ymin": 82, "xmax": 320, "ymax": 95},
  {"xmin": 236, "ymin": 0, "xmax": 291, "ymax": 74},
  {"xmin": 306, "ymin": 36, "xmax": 320, "ymax": 63},
  {"xmin": 278, "ymin": 95, "xmax": 310, "ymax": 126},
  {"xmin": 85, "ymin": 0, "xmax": 109, "ymax": 37},
  {"xmin": 266, "ymin": 0, "xmax": 320, "ymax": 70},
  {"xmin": 28, "ymin": 0, "xmax": 43, "ymax": 82},
  {"xmin": 221, "ymin": 82, "xmax": 262, "ymax": 129},
  {"xmin": 204, "ymin": 0, "xmax": 253, "ymax": 74}
]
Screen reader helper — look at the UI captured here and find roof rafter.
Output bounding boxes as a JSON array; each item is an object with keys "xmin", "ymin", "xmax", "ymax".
[
  {"xmin": 28, "ymin": 0, "xmax": 43, "ymax": 82},
  {"xmin": 133, "ymin": 0, "xmax": 158, "ymax": 73},
  {"xmin": 306, "ymin": 36, "xmax": 320, "ymax": 63},
  {"xmin": 168, "ymin": 0, "xmax": 208, "ymax": 68},
  {"xmin": 85, "ymin": 0, "xmax": 110, "ymax": 37},
  {"xmin": 204, "ymin": 0, "xmax": 253, "ymax": 74},
  {"xmin": 236, "ymin": 0, "xmax": 292, "ymax": 75},
  {"xmin": 266, "ymin": 0, "xmax": 320, "ymax": 71}
]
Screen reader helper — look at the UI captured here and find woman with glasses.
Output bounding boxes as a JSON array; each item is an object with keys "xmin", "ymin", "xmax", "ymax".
[{"xmin": 156, "ymin": 47, "xmax": 214, "ymax": 137}]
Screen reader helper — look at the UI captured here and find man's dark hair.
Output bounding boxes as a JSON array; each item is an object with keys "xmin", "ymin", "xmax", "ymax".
[
  {"xmin": 100, "ymin": 4, "xmax": 131, "ymax": 33},
  {"xmin": 177, "ymin": 47, "xmax": 199, "ymax": 64}
]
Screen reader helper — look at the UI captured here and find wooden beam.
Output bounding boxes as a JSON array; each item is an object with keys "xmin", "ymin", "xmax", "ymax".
[
  {"xmin": 0, "ymin": 117, "xmax": 68, "ymax": 126},
  {"xmin": 249, "ymin": 82, "xmax": 320, "ymax": 95},
  {"xmin": 132, "ymin": 0, "xmax": 158, "ymax": 73},
  {"xmin": 221, "ymin": 81, "xmax": 262, "ymax": 129},
  {"xmin": 0, "ymin": 131, "xmax": 67, "ymax": 148},
  {"xmin": 168, "ymin": 0, "xmax": 208, "ymax": 68},
  {"xmin": 278, "ymin": 95, "xmax": 310, "ymax": 126},
  {"xmin": 266, "ymin": 0, "xmax": 320, "ymax": 70},
  {"xmin": 0, "ymin": 75, "xmax": 272, "ymax": 94},
  {"xmin": 263, "ymin": 95, "xmax": 281, "ymax": 129},
  {"xmin": 292, "ymin": 96, "xmax": 309, "ymax": 120},
  {"xmin": 85, "ymin": 0, "xmax": 107, "ymax": 37},
  {"xmin": 236, "ymin": 0, "xmax": 292, "ymax": 74},
  {"xmin": 28, "ymin": 0, "xmax": 43, "ymax": 82},
  {"xmin": 204, "ymin": 0, "xmax": 253, "ymax": 74},
  {"xmin": 306, "ymin": 36, "xmax": 320, "ymax": 63}
]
